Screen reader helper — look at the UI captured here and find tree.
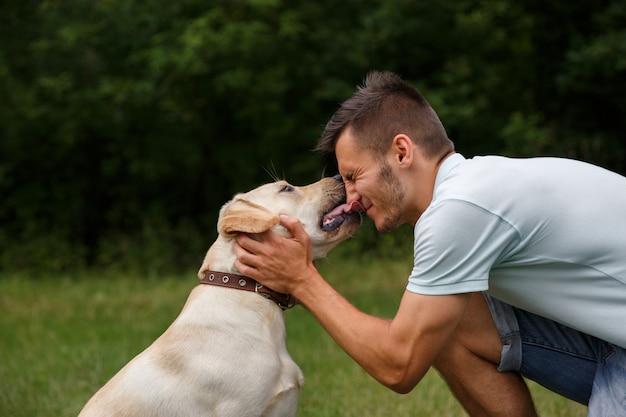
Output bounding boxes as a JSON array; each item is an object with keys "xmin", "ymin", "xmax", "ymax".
[{"xmin": 1, "ymin": 0, "xmax": 623, "ymax": 272}]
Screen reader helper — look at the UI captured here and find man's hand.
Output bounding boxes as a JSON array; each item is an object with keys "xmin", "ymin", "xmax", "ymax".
[{"xmin": 234, "ymin": 214, "xmax": 316, "ymax": 294}]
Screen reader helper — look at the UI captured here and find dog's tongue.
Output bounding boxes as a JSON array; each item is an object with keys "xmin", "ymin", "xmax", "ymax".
[
  {"xmin": 327, "ymin": 201, "xmax": 365, "ymax": 218},
  {"xmin": 322, "ymin": 201, "xmax": 365, "ymax": 231},
  {"xmin": 348, "ymin": 201, "xmax": 365, "ymax": 213}
]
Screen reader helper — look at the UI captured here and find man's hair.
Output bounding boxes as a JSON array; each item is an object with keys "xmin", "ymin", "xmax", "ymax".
[{"xmin": 316, "ymin": 71, "xmax": 454, "ymax": 160}]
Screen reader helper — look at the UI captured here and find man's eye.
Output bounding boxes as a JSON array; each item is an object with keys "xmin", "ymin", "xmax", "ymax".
[{"xmin": 280, "ymin": 185, "xmax": 295, "ymax": 192}]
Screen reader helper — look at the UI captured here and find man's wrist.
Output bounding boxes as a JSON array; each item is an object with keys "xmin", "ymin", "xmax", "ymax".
[{"xmin": 291, "ymin": 265, "xmax": 327, "ymax": 304}]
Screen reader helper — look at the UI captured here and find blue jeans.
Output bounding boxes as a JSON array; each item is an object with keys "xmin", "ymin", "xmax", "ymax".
[{"xmin": 483, "ymin": 293, "xmax": 626, "ymax": 416}]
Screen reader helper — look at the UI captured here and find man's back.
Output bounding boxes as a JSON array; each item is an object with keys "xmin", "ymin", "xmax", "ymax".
[{"xmin": 410, "ymin": 154, "xmax": 626, "ymax": 347}]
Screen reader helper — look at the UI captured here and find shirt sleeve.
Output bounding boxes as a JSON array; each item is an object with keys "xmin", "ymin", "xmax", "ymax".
[{"xmin": 407, "ymin": 199, "xmax": 521, "ymax": 295}]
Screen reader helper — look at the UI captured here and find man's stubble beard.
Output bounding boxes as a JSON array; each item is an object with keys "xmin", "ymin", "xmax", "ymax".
[{"xmin": 377, "ymin": 162, "xmax": 405, "ymax": 234}]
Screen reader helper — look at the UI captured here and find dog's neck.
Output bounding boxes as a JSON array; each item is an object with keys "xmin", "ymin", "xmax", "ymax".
[
  {"xmin": 197, "ymin": 235, "xmax": 297, "ymax": 310},
  {"xmin": 199, "ymin": 235, "xmax": 239, "ymax": 276}
]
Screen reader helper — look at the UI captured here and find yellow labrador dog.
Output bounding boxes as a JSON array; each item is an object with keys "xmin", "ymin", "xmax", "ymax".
[{"xmin": 78, "ymin": 176, "xmax": 362, "ymax": 417}]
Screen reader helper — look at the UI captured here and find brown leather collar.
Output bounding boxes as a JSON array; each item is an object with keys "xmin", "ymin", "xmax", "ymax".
[{"xmin": 199, "ymin": 270, "xmax": 298, "ymax": 310}]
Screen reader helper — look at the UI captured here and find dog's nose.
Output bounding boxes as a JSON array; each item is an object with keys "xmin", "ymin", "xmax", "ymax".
[{"xmin": 333, "ymin": 174, "xmax": 343, "ymax": 182}]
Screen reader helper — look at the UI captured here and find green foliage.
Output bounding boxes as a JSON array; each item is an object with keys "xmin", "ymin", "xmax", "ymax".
[{"xmin": 0, "ymin": 0, "xmax": 624, "ymax": 272}]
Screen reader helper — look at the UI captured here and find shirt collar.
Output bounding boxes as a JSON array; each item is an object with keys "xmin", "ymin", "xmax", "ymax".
[{"xmin": 434, "ymin": 153, "xmax": 465, "ymax": 193}]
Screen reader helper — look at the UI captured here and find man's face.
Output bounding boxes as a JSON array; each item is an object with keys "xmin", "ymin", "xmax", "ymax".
[{"xmin": 335, "ymin": 129, "xmax": 406, "ymax": 233}]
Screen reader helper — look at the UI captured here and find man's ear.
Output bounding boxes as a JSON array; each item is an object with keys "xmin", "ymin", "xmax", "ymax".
[
  {"xmin": 391, "ymin": 134, "xmax": 414, "ymax": 165},
  {"xmin": 217, "ymin": 198, "xmax": 279, "ymax": 237}
]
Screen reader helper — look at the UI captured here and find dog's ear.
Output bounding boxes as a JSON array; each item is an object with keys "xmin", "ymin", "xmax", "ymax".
[{"xmin": 218, "ymin": 198, "xmax": 279, "ymax": 237}]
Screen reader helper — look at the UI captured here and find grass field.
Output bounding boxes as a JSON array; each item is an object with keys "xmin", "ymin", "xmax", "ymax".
[{"xmin": 0, "ymin": 256, "xmax": 587, "ymax": 416}]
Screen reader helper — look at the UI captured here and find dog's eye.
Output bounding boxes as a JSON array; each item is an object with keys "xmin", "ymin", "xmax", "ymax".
[{"xmin": 279, "ymin": 185, "xmax": 295, "ymax": 193}]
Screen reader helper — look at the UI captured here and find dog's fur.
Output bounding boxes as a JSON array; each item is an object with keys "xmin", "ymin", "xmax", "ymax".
[{"xmin": 78, "ymin": 177, "xmax": 360, "ymax": 417}]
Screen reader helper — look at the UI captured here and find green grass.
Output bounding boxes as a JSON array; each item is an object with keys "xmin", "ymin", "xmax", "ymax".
[{"xmin": 0, "ymin": 257, "xmax": 587, "ymax": 416}]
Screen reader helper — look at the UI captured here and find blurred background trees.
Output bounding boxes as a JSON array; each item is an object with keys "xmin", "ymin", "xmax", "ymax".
[{"xmin": 1, "ymin": 0, "xmax": 624, "ymax": 273}]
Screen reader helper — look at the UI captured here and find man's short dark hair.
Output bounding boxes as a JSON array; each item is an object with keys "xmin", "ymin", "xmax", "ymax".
[{"xmin": 316, "ymin": 71, "xmax": 454, "ymax": 160}]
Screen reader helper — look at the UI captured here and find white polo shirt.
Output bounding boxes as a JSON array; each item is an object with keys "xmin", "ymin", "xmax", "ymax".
[{"xmin": 408, "ymin": 154, "xmax": 626, "ymax": 348}]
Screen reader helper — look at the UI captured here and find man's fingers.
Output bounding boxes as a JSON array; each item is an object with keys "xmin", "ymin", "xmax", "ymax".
[
  {"xmin": 232, "ymin": 219, "xmax": 312, "ymax": 294},
  {"xmin": 232, "ymin": 239, "xmax": 250, "ymax": 258},
  {"xmin": 233, "ymin": 257, "xmax": 257, "ymax": 279},
  {"xmin": 279, "ymin": 214, "xmax": 308, "ymax": 242},
  {"xmin": 235, "ymin": 233, "xmax": 258, "ymax": 252},
  {"xmin": 233, "ymin": 239, "xmax": 261, "ymax": 279}
]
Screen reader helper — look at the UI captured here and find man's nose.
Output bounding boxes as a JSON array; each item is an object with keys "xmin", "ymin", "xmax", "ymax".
[{"xmin": 342, "ymin": 183, "xmax": 361, "ymax": 205}]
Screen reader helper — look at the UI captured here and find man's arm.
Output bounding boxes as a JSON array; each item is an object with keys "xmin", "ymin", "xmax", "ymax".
[
  {"xmin": 296, "ymin": 276, "xmax": 470, "ymax": 392},
  {"xmin": 234, "ymin": 215, "xmax": 470, "ymax": 392}
]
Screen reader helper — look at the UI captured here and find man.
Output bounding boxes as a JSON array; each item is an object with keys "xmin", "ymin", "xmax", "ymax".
[{"xmin": 233, "ymin": 71, "xmax": 626, "ymax": 416}]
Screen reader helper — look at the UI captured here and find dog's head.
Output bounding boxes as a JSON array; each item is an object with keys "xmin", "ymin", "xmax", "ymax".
[
  {"xmin": 218, "ymin": 176, "xmax": 362, "ymax": 258},
  {"xmin": 200, "ymin": 176, "xmax": 362, "ymax": 276}
]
